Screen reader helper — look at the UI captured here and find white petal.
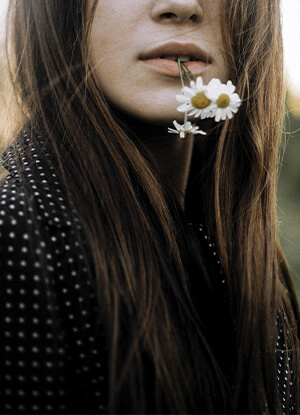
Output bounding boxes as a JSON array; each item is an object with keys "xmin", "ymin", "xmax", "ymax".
[
  {"xmin": 208, "ymin": 78, "xmax": 222, "ymax": 90},
  {"xmin": 199, "ymin": 111, "xmax": 209, "ymax": 120},
  {"xmin": 168, "ymin": 128, "xmax": 178, "ymax": 134},
  {"xmin": 182, "ymin": 86, "xmax": 197, "ymax": 96},
  {"xmin": 195, "ymin": 76, "xmax": 204, "ymax": 89},
  {"xmin": 173, "ymin": 120, "xmax": 182, "ymax": 129},
  {"xmin": 222, "ymin": 108, "xmax": 231, "ymax": 120},
  {"xmin": 231, "ymin": 93, "xmax": 241, "ymax": 102},
  {"xmin": 188, "ymin": 108, "xmax": 200, "ymax": 117},
  {"xmin": 177, "ymin": 104, "xmax": 190, "ymax": 112},
  {"xmin": 221, "ymin": 111, "xmax": 227, "ymax": 121},
  {"xmin": 207, "ymin": 79, "xmax": 225, "ymax": 100},
  {"xmin": 226, "ymin": 81, "xmax": 235, "ymax": 94},
  {"xmin": 215, "ymin": 108, "xmax": 222, "ymax": 122},
  {"xmin": 176, "ymin": 94, "xmax": 190, "ymax": 103},
  {"xmin": 194, "ymin": 129, "xmax": 207, "ymax": 135},
  {"xmin": 189, "ymin": 81, "xmax": 197, "ymax": 90}
]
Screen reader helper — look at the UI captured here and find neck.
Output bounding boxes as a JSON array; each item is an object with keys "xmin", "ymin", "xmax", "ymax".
[
  {"xmin": 144, "ymin": 132, "xmax": 195, "ymax": 207},
  {"xmin": 113, "ymin": 111, "xmax": 195, "ymax": 207}
]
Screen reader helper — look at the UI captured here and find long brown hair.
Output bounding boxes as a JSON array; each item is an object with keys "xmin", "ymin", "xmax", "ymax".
[
  {"xmin": 6, "ymin": 0, "xmax": 299, "ymax": 413},
  {"xmin": 215, "ymin": 0, "xmax": 300, "ymax": 411}
]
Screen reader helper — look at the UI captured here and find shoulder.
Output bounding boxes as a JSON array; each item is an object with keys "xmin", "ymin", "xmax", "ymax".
[
  {"xmin": 0, "ymin": 130, "xmax": 84, "ymax": 277},
  {"xmin": 0, "ymin": 130, "xmax": 96, "ymax": 339},
  {"xmin": 0, "ymin": 174, "xmax": 61, "ymax": 284},
  {"xmin": 0, "ymin": 130, "xmax": 73, "ymax": 229},
  {"xmin": 0, "ymin": 172, "xmax": 37, "ymax": 255}
]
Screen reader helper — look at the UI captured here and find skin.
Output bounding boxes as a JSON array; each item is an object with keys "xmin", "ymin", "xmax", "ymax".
[{"xmin": 88, "ymin": 0, "xmax": 230, "ymax": 204}]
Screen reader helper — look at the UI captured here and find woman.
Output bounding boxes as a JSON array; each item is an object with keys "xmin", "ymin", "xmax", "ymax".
[{"xmin": 0, "ymin": 0, "xmax": 299, "ymax": 413}]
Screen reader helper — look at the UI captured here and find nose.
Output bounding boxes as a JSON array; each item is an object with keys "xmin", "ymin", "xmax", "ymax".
[{"xmin": 151, "ymin": 0, "xmax": 203, "ymax": 24}]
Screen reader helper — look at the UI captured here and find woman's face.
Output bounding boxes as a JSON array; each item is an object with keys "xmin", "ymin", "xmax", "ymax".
[{"xmin": 88, "ymin": 0, "xmax": 230, "ymax": 124}]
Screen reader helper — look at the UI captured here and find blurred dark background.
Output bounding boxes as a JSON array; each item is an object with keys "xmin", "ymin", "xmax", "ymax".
[{"xmin": 278, "ymin": 97, "xmax": 300, "ymax": 301}]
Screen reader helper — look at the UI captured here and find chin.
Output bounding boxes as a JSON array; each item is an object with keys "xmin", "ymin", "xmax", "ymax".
[{"xmin": 125, "ymin": 108, "xmax": 186, "ymax": 126}]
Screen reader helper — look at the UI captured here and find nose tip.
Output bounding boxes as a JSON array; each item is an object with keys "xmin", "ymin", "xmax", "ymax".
[{"xmin": 151, "ymin": 0, "xmax": 203, "ymax": 25}]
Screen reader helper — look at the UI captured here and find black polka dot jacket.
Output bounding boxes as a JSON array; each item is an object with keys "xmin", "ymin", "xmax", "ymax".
[{"xmin": 0, "ymin": 129, "xmax": 296, "ymax": 414}]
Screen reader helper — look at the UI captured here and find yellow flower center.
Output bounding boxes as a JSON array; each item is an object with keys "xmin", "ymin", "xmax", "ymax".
[
  {"xmin": 191, "ymin": 92, "xmax": 211, "ymax": 109},
  {"xmin": 216, "ymin": 93, "xmax": 230, "ymax": 108}
]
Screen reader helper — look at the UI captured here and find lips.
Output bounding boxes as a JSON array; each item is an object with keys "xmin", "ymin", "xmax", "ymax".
[{"xmin": 139, "ymin": 42, "xmax": 212, "ymax": 77}]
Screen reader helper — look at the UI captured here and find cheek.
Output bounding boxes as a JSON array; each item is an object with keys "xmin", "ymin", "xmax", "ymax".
[
  {"xmin": 89, "ymin": 36, "xmax": 133, "ymax": 104},
  {"xmin": 202, "ymin": 3, "xmax": 230, "ymax": 81},
  {"xmin": 89, "ymin": 28, "xmax": 121, "ymax": 96},
  {"xmin": 88, "ymin": 13, "xmax": 136, "ymax": 88},
  {"xmin": 88, "ymin": 15, "xmax": 142, "ymax": 112}
]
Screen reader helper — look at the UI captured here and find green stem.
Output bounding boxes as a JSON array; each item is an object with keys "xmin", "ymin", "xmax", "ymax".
[
  {"xmin": 178, "ymin": 59, "xmax": 185, "ymax": 89},
  {"xmin": 182, "ymin": 63, "xmax": 197, "ymax": 81},
  {"xmin": 183, "ymin": 109, "xmax": 188, "ymax": 126},
  {"xmin": 177, "ymin": 60, "xmax": 188, "ymax": 127}
]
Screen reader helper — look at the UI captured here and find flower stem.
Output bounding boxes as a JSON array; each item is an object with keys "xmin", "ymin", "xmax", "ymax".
[
  {"xmin": 177, "ymin": 60, "xmax": 188, "ymax": 126},
  {"xmin": 178, "ymin": 59, "xmax": 185, "ymax": 89},
  {"xmin": 181, "ymin": 63, "xmax": 197, "ymax": 81}
]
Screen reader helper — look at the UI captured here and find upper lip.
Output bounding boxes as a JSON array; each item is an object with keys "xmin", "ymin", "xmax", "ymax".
[{"xmin": 139, "ymin": 42, "xmax": 212, "ymax": 63}]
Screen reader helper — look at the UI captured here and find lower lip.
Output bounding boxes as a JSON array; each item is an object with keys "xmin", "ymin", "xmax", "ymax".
[{"xmin": 140, "ymin": 58, "xmax": 209, "ymax": 77}]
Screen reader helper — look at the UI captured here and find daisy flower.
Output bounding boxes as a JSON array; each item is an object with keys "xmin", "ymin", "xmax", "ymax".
[
  {"xmin": 176, "ymin": 77, "xmax": 213, "ymax": 120},
  {"xmin": 168, "ymin": 61, "xmax": 241, "ymax": 138},
  {"xmin": 206, "ymin": 78, "xmax": 241, "ymax": 122},
  {"xmin": 168, "ymin": 120, "xmax": 206, "ymax": 139}
]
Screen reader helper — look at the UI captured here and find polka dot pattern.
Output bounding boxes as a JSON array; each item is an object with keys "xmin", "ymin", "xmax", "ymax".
[
  {"xmin": 0, "ymin": 130, "xmax": 107, "ymax": 414},
  {"xmin": 0, "ymin": 129, "xmax": 296, "ymax": 414},
  {"xmin": 276, "ymin": 314, "xmax": 296, "ymax": 414}
]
